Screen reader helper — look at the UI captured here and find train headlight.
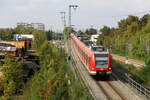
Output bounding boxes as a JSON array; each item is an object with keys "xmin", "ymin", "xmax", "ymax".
[
  {"xmin": 92, "ymin": 68, "xmax": 95, "ymax": 70},
  {"xmin": 108, "ymin": 67, "xmax": 112, "ymax": 70}
]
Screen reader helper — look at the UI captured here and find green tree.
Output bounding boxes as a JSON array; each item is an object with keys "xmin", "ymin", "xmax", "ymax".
[
  {"xmin": 100, "ymin": 26, "xmax": 111, "ymax": 36},
  {"xmin": 85, "ymin": 28, "xmax": 97, "ymax": 35},
  {"xmin": 32, "ymin": 30, "xmax": 47, "ymax": 49},
  {"xmin": 46, "ymin": 30, "xmax": 53, "ymax": 40},
  {"xmin": 63, "ymin": 27, "xmax": 75, "ymax": 39},
  {"xmin": 126, "ymin": 22, "xmax": 139, "ymax": 36},
  {"xmin": 14, "ymin": 25, "xmax": 34, "ymax": 34},
  {"xmin": 1, "ymin": 56, "xmax": 23, "ymax": 100},
  {"xmin": 139, "ymin": 14, "xmax": 150, "ymax": 29},
  {"xmin": 96, "ymin": 34, "xmax": 104, "ymax": 45}
]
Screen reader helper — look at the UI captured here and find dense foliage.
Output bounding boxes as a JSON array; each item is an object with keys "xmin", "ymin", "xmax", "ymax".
[
  {"xmin": 97, "ymin": 14, "xmax": 150, "ymax": 86},
  {"xmin": 0, "ymin": 56, "xmax": 23, "ymax": 100},
  {"xmin": 97, "ymin": 14, "xmax": 150, "ymax": 61},
  {"xmin": 0, "ymin": 25, "xmax": 90, "ymax": 99},
  {"xmin": 26, "ymin": 30, "xmax": 90, "ymax": 100},
  {"xmin": 112, "ymin": 59, "xmax": 150, "ymax": 85},
  {"xmin": 85, "ymin": 28, "xmax": 97, "ymax": 36},
  {"xmin": 63, "ymin": 27, "xmax": 75, "ymax": 39},
  {"xmin": 0, "ymin": 25, "xmax": 35, "ymax": 39},
  {"xmin": 25, "ymin": 41, "xmax": 90, "ymax": 100}
]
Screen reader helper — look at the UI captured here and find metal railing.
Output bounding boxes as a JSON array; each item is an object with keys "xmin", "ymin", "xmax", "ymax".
[{"xmin": 115, "ymin": 72, "xmax": 150, "ymax": 100}]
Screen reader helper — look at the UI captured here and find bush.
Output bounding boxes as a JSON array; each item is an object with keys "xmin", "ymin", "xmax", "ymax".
[
  {"xmin": 0, "ymin": 56, "xmax": 24, "ymax": 100},
  {"xmin": 23, "ymin": 41, "xmax": 90, "ymax": 100}
]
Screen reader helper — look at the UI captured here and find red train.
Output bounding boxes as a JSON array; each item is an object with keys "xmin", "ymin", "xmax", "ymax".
[{"xmin": 71, "ymin": 33, "xmax": 112, "ymax": 79}]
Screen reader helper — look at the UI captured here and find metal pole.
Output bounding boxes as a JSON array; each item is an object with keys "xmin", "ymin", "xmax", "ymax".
[
  {"xmin": 64, "ymin": 12, "xmax": 66, "ymax": 27},
  {"xmin": 125, "ymin": 37, "xmax": 128, "ymax": 76},
  {"xmin": 69, "ymin": 5, "xmax": 78, "ymax": 27},
  {"xmin": 69, "ymin": 5, "xmax": 72, "ymax": 27},
  {"xmin": 60, "ymin": 12, "xmax": 66, "ymax": 28}
]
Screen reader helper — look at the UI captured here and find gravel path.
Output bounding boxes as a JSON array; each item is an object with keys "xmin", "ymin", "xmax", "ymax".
[{"xmin": 111, "ymin": 54, "xmax": 145, "ymax": 68}]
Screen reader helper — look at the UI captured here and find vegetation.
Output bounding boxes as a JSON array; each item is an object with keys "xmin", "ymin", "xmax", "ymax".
[
  {"xmin": 0, "ymin": 25, "xmax": 35, "ymax": 39},
  {"xmin": 0, "ymin": 25, "xmax": 90, "ymax": 99},
  {"xmin": 24, "ymin": 41, "xmax": 90, "ymax": 100},
  {"xmin": 63, "ymin": 27, "xmax": 75, "ymax": 39},
  {"xmin": 24, "ymin": 27, "xmax": 90, "ymax": 100},
  {"xmin": 85, "ymin": 28, "xmax": 97, "ymax": 36},
  {"xmin": 97, "ymin": 14, "xmax": 150, "ymax": 86},
  {"xmin": 112, "ymin": 59, "xmax": 150, "ymax": 85},
  {"xmin": 97, "ymin": 14, "xmax": 150, "ymax": 61},
  {"xmin": 0, "ymin": 56, "xmax": 23, "ymax": 100},
  {"xmin": 45, "ymin": 30, "xmax": 54, "ymax": 40},
  {"xmin": 32, "ymin": 30, "xmax": 47, "ymax": 49}
]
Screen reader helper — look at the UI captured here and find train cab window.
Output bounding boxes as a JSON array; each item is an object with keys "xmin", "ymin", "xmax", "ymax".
[{"xmin": 95, "ymin": 54, "xmax": 108, "ymax": 68}]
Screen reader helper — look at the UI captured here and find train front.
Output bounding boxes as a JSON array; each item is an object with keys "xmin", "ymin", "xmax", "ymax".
[{"xmin": 92, "ymin": 46, "xmax": 112, "ymax": 78}]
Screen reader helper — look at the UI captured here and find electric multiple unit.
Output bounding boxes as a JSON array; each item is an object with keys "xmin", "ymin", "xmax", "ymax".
[{"xmin": 71, "ymin": 33, "xmax": 112, "ymax": 79}]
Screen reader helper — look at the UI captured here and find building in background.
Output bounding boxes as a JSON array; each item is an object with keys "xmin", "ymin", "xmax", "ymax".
[
  {"xmin": 0, "ymin": 28, "xmax": 10, "ymax": 31},
  {"xmin": 13, "ymin": 34, "xmax": 34, "ymax": 50},
  {"xmin": 90, "ymin": 32, "xmax": 102, "ymax": 44},
  {"xmin": 57, "ymin": 33, "xmax": 64, "ymax": 40},
  {"xmin": 17, "ymin": 22, "xmax": 32, "ymax": 27},
  {"xmin": 31, "ymin": 23, "xmax": 45, "ymax": 31},
  {"xmin": 13, "ymin": 34, "xmax": 33, "ymax": 41},
  {"xmin": 17, "ymin": 22, "xmax": 45, "ymax": 31}
]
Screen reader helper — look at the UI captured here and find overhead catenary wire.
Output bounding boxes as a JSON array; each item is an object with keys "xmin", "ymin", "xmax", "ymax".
[{"xmin": 97, "ymin": 10, "xmax": 150, "ymax": 18}]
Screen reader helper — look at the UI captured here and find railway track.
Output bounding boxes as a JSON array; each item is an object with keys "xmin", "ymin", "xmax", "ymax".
[
  {"xmin": 70, "ymin": 44, "xmax": 107, "ymax": 100},
  {"xmin": 97, "ymin": 80, "xmax": 125, "ymax": 100},
  {"xmin": 96, "ymin": 74, "xmax": 143, "ymax": 100},
  {"xmin": 65, "ymin": 40, "xmax": 143, "ymax": 100},
  {"xmin": 112, "ymin": 54, "xmax": 145, "ymax": 67}
]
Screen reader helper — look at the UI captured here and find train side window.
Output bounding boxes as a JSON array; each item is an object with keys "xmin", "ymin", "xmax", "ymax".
[
  {"xmin": 85, "ymin": 52, "xmax": 87, "ymax": 62},
  {"xmin": 87, "ymin": 55, "xmax": 88, "ymax": 64},
  {"xmin": 87, "ymin": 55, "xmax": 89, "ymax": 65},
  {"xmin": 84, "ymin": 52, "xmax": 86, "ymax": 60},
  {"xmin": 79, "ymin": 47, "xmax": 80, "ymax": 53},
  {"xmin": 85, "ymin": 53, "xmax": 87, "ymax": 62},
  {"xmin": 81, "ymin": 48, "xmax": 82, "ymax": 55},
  {"xmin": 83, "ymin": 51, "xmax": 84, "ymax": 59}
]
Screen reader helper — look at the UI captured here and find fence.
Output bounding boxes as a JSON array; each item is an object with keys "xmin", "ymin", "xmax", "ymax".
[{"xmin": 115, "ymin": 72, "xmax": 150, "ymax": 100}]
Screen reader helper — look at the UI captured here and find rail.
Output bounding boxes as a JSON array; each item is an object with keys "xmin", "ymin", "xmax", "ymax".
[
  {"xmin": 70, "ymin": 44, "xmax": 98, "ymax": 100},
  {"xmin": 114, "ymin": 71, "xmax": 150, "ymax": 99},
  {"xmin": 71, "ymin": 53, "xmax": 95, "ymax": 100}
]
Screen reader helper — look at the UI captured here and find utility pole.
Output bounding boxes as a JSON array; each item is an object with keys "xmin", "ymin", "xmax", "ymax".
[
  {"xmin": 59, "ymin": 11, "xmax": 67, "ymax": 48},
  {"xmin": 69, "ymin": 5, "xmax": 78, "ymax": 27},
  {"xmin": 67, "ymin": 5, "xmax": 78, "ymax": 61},
  {"xmin": 60, "ymin": 12, "xmax": 66, "ymax": 27},
  {"xmin": 125, "ymin": 36, "xmax": 129, "ymax": 77}
]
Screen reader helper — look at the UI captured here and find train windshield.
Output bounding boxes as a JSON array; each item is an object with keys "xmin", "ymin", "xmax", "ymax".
[{"xmin": 95, "ymin": 54, "xmax": 108, "ymax": 68}]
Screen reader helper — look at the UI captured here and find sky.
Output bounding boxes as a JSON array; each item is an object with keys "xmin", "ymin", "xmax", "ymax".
[{"xmin": 0, "ymin": 0, "xmax": 150, "ymax": 31}]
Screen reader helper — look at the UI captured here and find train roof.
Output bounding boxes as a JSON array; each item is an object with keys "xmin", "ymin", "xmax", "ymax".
[
  {"xmin": 71, "ymin": 33, "xmax": 94, "ymax": 56},
  {"xmin": 71, "ymin": 33, "xmax": 109, "ymax": 56},
  {"xmin": 91, "ymin": 46, "xmax": 108, "ymax": 54}
]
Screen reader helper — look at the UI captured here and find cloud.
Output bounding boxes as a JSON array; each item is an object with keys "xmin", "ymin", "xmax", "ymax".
[
  {"xmin": 16, "ymin": 0, "xmax": 59, "ymax": 12},
  {"xmin": 1, "ymin": 0, "xmax": 150, "ymax": 30}
]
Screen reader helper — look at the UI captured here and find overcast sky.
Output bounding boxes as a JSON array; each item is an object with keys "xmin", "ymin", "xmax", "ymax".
[{"xmin": 0, "ymin": 0, "xmax": 150, "ymax": 31}]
